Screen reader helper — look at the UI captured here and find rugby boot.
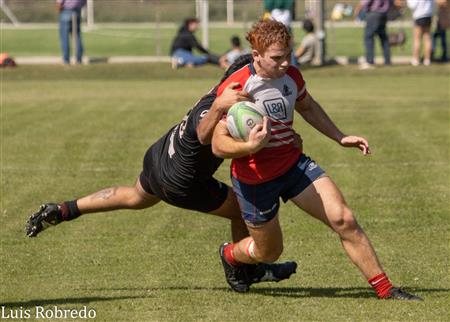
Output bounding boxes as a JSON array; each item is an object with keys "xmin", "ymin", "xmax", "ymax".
[
  {"xmin": 246, "ymin": 261, "xmax": 297, "ymax": 284},
  {"xmin": 385, "ymin": 287, "xmax": 423, "ymax": 301},
  {"xmin": 219, "ymin": 243, "xmax": 250, "ymax": 293},
  {"xmin": 25, "ymin": 203, "xmax": 62, "ymax": 237}
]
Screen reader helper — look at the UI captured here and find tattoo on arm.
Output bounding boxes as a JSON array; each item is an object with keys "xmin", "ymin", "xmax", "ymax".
[{"xmin": 91, "ymin": 187, "xmax": 118, "ymax": 200}]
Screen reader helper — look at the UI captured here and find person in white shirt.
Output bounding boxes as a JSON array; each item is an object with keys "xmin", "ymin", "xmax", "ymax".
[{"xmin": 407, "ymin": 0, "xmax": 435, "ymax": 66}]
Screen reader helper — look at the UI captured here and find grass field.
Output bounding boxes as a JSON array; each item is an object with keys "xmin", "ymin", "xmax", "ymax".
[
  {"xmin": 1, "ymin": 64, "xmax": 449, "ymax": 321},
  {"xmin": 2, "ymin": 25, "xmax": 422, "ymax": 58}
]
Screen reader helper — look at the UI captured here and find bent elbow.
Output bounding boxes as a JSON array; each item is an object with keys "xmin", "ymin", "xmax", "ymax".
[{"xmin": 211, "ymin": 143, "xmax": 225, "ymax": 158}]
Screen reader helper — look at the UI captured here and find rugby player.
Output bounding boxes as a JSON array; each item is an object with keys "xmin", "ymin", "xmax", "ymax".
[
  {"xmin": 211, "ymin": 19, "xmax": 422, "ymax": 301},
  {"xmin": 25, "ymin": 55, "xmax": 297, "ymax": 292}
]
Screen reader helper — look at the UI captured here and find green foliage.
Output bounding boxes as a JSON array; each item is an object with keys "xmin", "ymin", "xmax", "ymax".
[{"xmin": 1, "ymin": 64, "xmax": 449, "ymax": 321}]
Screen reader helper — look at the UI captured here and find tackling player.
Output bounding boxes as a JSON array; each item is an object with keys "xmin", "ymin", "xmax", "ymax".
[
  {"xmin": 25, "ymin": 55, "xmax": 296, "ymax": 293},
  {"xmin": 211, "ymin": 19, "xmax": 422, "ymax": 301}
]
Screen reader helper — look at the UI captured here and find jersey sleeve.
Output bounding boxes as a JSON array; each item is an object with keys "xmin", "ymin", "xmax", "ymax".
[
  {"xmin": 216, "ymin": 65, "xmax": 251, "ymax": 97},
  {"xmin": 286, "ymin": 66, "xmax": 308, "ymax": 101},
  {"xmin": 189, "ymin": 92, "xmax": 217, "ymax": 132}
]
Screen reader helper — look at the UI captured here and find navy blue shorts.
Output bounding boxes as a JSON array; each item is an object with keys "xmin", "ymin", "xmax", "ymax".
[{"xmin": 231, "ymin": 154, "xmax": 325, "ymax": 227}]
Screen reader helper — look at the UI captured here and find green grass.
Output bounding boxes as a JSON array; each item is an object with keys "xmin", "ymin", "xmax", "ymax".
[
  {"xmin": 1, "ymin": 25, "xmax": 429, "ymax": 58},
  {"xmin": 1, "ymin": 64, "xmax": 449, "ymax": 321}
]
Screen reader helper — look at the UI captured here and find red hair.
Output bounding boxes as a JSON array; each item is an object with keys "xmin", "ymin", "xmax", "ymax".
[{"xmin": 245, "ymin": 19, "xmax": 291, "ymax": 53}]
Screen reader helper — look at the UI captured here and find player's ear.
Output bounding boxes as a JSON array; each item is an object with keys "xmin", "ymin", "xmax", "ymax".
[{"xmin": 252, "ymin": 49, "xmax": 260, "ymax": 62}]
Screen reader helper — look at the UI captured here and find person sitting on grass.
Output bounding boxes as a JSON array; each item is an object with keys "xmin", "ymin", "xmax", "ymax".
[
  {"xmin": 219, "ymin": 35, "xmax": 250, "ymax": 69},
  {"xmin": 170, "ymin": 17, "xmax": 220, "ymax": 69}
]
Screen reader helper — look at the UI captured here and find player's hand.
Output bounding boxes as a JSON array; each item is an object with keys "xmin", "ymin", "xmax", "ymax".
[
  {"xmin": 247, "ymin": 117, "xmax": 271, "ymax": 154},
  {"xmin": 214, "ymin": 82, "xmax": 253, "ymax": 112},
  {"xmin": 292, "ymin": 131, "xmax": 303, "ymax": 151},
  {"xmin": 340, "ymin": 135, "xmax": 371, "ymax": 155}
]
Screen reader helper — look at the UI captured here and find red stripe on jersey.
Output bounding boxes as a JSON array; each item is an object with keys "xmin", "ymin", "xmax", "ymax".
[
  {"xmin": 286, "ymin": 66, "xmax": 308, "ymax": 101},
  {"xmin": 271, "ymin": 120, "xmax": 293, "ymax": 126},
  {"xmin": 231, "ymin": 144, "xmax": 301, "ymax": 184},
  {"xmin": 271, "ymin": 128, "xmax": 292, "ymax": 135},
  {"xmin": 217, "ymin": 65, "xmax": 251, "ymax": 96}
]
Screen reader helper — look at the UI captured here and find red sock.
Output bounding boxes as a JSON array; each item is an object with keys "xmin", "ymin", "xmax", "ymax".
[
  {"xmin": 224, "ymin": 243, "xmax": 242, "ymax": 266},
  {"xmin": 368, "ymin": 273, "xmax": 393, "ymax": 298}
]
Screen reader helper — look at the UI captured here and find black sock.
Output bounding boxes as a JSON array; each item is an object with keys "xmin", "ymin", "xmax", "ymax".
[{"xmin": 59, "ymin": 200, "xmax": 81, "ymax": 221}]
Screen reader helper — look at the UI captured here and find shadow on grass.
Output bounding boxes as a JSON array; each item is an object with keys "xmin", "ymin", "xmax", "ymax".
[
  {"xmin": 77, "ymin": 286, "xmax": 448, "ymax": 299},
  {"xmin": 1, "ymin": 295, "xmax": 152, "ymax": 309}
]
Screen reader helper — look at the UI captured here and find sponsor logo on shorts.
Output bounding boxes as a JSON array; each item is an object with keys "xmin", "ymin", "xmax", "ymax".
[
  {"xmin": 258, "ymin": 203, "xmax": 278, "ymax": 215},
  {"xmin": 308, "ymin": 162, "xmax": 317, "ymax": 171}
]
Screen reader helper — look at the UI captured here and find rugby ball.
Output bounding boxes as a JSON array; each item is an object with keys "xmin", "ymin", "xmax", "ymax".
[{"xmin": 227, "ymin": 101, "xmax": 263, "ymax": 141}]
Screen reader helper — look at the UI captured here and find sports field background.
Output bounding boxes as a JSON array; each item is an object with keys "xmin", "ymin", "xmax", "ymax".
[
  {"xmin": 1, "ymin": 62, "xmax": 449, "ymax": 321},
  {"xmin": 1, "ymin": 24, "xmax": 424, "ymax": 59}
]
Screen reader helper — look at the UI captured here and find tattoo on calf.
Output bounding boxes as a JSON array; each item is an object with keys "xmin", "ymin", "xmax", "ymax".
[{"xmin": 91, "ymin": 187, "xmax": 118, "ymax": 200}]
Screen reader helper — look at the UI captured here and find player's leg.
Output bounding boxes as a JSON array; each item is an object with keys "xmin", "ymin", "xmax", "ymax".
[
  {"xmin": 290, "ymin": 176, "xmax": 422, "ymax": 300},
  {"xmin": 77, "ymin": 178, "xmax": 159, "ymax": 213},
  {"xmin": 25, "ymin": 177, "xmax": 161, "ymax": 237},
  {"xmin": 208, "ymin": 186, "xmax": 249, "ymax": 242},
  {"xmin": 291, "ymin": 176, "xmax": 383, "ymax": 279},
  {"xmin": 210, "ymin": 187, "xmax": 296, "ymax": 291},
  {"xmin": 231, "ymin": 215, "xmax": 284, "ymax": 264}
]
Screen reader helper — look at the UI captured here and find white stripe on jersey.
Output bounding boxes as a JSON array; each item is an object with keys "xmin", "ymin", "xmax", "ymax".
[
  {"xmin": 267, "ymin": 137, "xmax": 294, "ymax": 147},
  {"xmin": 271, "ymin": 131, "xmax": 293, "ymax": 139},
  {"xmin": 297, "ymin": 85, "xmax": 306, "ymax": 99}
]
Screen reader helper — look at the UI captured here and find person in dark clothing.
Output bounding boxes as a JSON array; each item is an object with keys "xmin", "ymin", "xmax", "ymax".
[{"xmin": 170, "ymin": 17, "xmax": 220, "ymax": 69}]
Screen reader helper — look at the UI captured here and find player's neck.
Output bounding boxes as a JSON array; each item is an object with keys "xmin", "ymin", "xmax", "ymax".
[{"xmin": 253, "ymin": 61, "xmax": 272, "ymax": 79}]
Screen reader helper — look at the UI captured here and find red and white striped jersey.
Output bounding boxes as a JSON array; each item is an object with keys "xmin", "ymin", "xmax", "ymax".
[{"xmin": 217, "ymin": 63, "xmax": 308, "ymax": 184}]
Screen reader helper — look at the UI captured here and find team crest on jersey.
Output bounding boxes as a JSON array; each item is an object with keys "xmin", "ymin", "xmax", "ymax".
[
  {"xmin": 282, "ymin": 84, "xmax": 292, "ymax": 97},
  {"xmin": 263, "ymin": 98, "xmax": 287, "ymax": 120}
]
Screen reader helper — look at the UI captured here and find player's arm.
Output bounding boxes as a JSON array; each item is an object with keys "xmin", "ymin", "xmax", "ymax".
[
  {"xmin": 211, "ymin": 117, "xmax": 271, "ymax": 159},
  {"xmin": 197, "ymin": 83, "xmax": 252, "ymax": 145},
  {"xmin": 295, "ymin": 92, "xmax": 370, "ymax": 155}
]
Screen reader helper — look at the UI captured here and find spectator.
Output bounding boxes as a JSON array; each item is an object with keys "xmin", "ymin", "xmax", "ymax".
[
  {"xmin": 294, "ymin": 19, "xmax": 318, "ymax": 66},
  {"xmin": 219, "ymin": 36, "xmax": 250, "ymax": 68},
  {"xmin": 356, "ymin": 0, "xmax": 393, "ymax": 70},
  {"xmin": 263, "ymin": 0, "xmax": 294, "ymax": 32},
  {"xmin": 432, "ymin": 0, "xmax": 449, "ymax": 62},
  {"xmin": 56, "ymin": 0, "xmax": 86, "ymax": 65},
  {"xmin": 170, "ymin": 18, "xmax": 220, "ymax": 69},
  {"xmin": 407, "ymin": 0, "xmax": 434, "ymax": 66}
]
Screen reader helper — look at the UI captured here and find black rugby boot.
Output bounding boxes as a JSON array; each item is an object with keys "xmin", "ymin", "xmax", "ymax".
[
  {"xmin": 25, "ymin": 203, "xmax": 63, "ymax": 237},
  {"xmin": 219, "ymin": 243, "xmax": 250, "ymax": 293},
  {"xmin": 385, "ymin": 287, "xmax": 423, "ymax": 301},
  {"xmin": 246, "ymin": 261, "xmax": 297, "ymax": 284}
]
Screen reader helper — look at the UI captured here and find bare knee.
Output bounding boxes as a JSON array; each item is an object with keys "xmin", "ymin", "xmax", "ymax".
[
  {"xmin": 329, "ymin": 206, "xmax": 360, "ymax": 236},
  {"xmin": 126, "ymin": 185, "xmax": 159, "ymax": 209}
]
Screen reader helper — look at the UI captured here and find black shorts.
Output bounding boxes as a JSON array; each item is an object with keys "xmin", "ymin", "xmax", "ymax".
[
  {"xmin": 415, "ymin": 17, "xmax": 432, "ymax": 27},
  {"xmin": 139, "ymin": 148, "xmax": 229, "ymax": 213}
]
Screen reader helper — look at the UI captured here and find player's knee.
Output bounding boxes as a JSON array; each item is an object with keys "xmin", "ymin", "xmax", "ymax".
[
  {"xmin": 330, "ymin": 206, "xmax": 359, "ymax": 234},
  {"xmin": 126, "ymin": 189, "xmax": 151, "ymax": 209}
]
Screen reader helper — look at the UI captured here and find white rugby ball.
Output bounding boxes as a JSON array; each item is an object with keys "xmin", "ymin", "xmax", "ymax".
[{"xmin": 226, "ymin": 101, "xmax": 263, "ymax": 141}]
